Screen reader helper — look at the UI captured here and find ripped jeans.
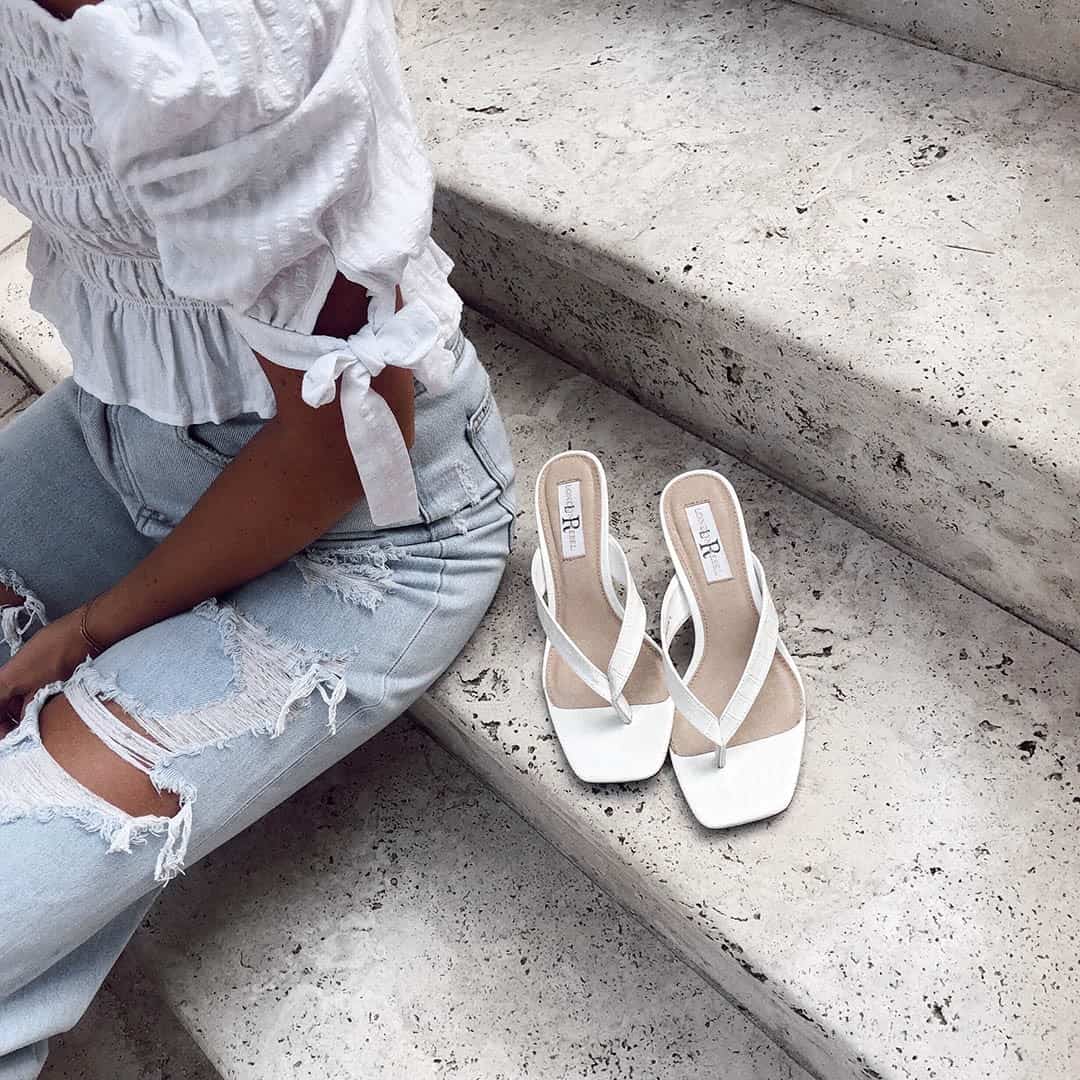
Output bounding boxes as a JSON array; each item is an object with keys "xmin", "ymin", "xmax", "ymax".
[{"xmin": 0, "ymin": 330, "xmax": 515, "ymax": 1079}]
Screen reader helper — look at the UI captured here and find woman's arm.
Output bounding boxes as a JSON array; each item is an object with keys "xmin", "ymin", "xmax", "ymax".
[
  {"xmin": 2, "ymin": 0, "xmax": 439, "ymax": 732},
  {"xmin": 33, "ymin": 0, "xmax": 93, "ymax": 20},
  {"xmin": 83, "ymin": 278, "xmax": 414, "ymax": 650},
  {"xmin": 0, "ymin": 277, "xmax": 413, "ymax": 722}
]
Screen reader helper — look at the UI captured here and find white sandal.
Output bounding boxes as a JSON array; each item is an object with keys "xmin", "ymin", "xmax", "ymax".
[
  {"xmin": 532, "ymin": 450, "xmax": 674, "ymax": 783},
  {"xmin": 659, "ymin": 470, "xmax": 806, "ymax": 828}
]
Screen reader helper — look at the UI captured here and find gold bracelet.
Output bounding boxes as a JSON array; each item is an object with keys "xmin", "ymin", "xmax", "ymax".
[{"xmin": 79, "ymin": 598, "xmax": 107, "ymax": 659}]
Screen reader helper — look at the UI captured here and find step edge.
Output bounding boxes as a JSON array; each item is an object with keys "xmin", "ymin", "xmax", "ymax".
[
  {"xmin": 409, "ymin": 694, "xmax": 878, "ymax": 1080},
  {"xmin": 124, "ymin": 937, "xmax": 234, "ymax": 1080},
  {"xmin": 434, "ymin": 181, "xmax": 1071, "ymax": 495},
  {"xmin": 476, "ymin": 290, "xmax": 1080, "ymax": 657},
  {"xmin": 433, "ymin": 188, "xmax": 1080, "ymax": 652},
  {"xmin": 786, "ymin": 0, "xmax": 1080, "ymax": 93}
]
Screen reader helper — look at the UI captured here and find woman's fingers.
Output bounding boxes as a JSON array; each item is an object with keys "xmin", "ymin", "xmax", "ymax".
[
  {"xmin": 1, "ymin": 611, "xmax": 98, "ymax": 732},
  {"xmin": 0, "ymin": 665, "xmax": 31, "ymax": 725},
  {"xmin": 0, "ymin": 682, "xmax": 25, "ymax": 728}
]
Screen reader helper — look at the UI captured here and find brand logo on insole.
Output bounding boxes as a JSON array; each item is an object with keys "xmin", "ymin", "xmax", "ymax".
[
  {"xmin": 685, "ymin": 501, "xmax": 733, "ymax": 583},
  {"xmin": 558, "ymin": 480, "xmax": 585, "ymax": 559}
]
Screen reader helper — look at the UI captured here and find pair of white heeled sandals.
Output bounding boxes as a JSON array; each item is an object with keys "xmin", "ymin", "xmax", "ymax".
[{"xmin": 532, "ymin": 450, "xmax": 806, "ymax": 828}]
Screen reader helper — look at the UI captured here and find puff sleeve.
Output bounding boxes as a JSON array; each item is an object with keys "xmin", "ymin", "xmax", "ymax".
[{"xmin": 68, "ymin": 0, "xmax": 460, "ymax": 526}]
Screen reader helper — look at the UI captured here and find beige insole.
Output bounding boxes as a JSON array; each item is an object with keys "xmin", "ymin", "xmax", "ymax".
[
  {"xmin": 537, "ymin": 454, "xmax": 668, "ymax": 710},
  {"xmin": 662, "ymin": 474, "xmax": 802, "ymax": 756}
]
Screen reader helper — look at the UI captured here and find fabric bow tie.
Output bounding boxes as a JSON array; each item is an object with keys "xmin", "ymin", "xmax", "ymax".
[{"xmin": 230, "ymin": 296, "xmax": 456, "ymax": 527}]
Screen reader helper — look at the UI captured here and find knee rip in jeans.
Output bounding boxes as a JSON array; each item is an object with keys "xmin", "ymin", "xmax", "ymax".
[
  {"xmin": 0, "ymin": 568, "xmax": 47, "ymax": 654},
  {"xmin": 291, "ymin": 541, "xmax": 403, "ymax": 610},
  {"xmin": 0, "ymin": 598, "xmax": 352, "ymax": 884}
]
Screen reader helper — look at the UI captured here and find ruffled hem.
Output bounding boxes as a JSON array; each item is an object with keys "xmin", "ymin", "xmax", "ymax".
[
  {"xmin": 25, "ymin": 230, "xmax": 463, "ymax": 426},
  {"xmin": 28, "ymin": 249, "xmax": 278, "ymax": 425}
]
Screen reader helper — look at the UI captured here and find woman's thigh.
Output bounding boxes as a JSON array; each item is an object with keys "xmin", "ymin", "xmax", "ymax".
[
  {"xmin": 0, "ymin": 381, "xmax": 153, "ymax": 653},
  {"xmin": 0, "ymin": 494, "xmax": 512, "ymax": 998}
]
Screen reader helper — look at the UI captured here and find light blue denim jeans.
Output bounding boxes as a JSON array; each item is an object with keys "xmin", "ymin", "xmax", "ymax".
[{"xmin": 0, "ymin": 330, "xmax": 515, "ymax": 1078}]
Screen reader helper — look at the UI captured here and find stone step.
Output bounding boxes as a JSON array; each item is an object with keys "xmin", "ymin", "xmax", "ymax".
[
  {"xmin": 0, "ymin": 361, "xmax": 32, "ymax": 421},
  {"xmin": 44, "ymin": 953, "xmax": 220, "ymax": 1080},
  {"xmin": 791, "ymin": 0, "xmax": 1080, "ymax": 91},
  {"xmin": 0, "ymin": 232, "xmax": 71, "ymax": 393},
  {"xmin": 406, "ymin": 313, "xmax": 1079, "ymax": 1080},
  {"xmin": 396, "ymin": 0, "xmax": 1080, "ymax": 650},
  {"xmin": 2, "ymin": 296, "xmax": 1076, "ymax": 1080},
  {"xmin": 128, "ymin": 719, "xmax": 809, "ymax": 1080}
]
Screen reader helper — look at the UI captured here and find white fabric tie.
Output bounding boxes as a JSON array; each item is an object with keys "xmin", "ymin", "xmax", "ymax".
[{"xmin": 230, "ymin": 296, "xmax": 457, "ymax": 527}]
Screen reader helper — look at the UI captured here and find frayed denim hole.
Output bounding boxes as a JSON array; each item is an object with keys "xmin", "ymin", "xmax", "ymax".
[
  {"xmin": 0, "ymin": 567, "xmax": 47, "ymax": 656},
  {"xmin": 291, "ymin": 541, "xmax": 409, "ymax": 612},
  {"xmin": 90, "ymin": 608, "xmax": 236, "ymax": 717},
  {"xmin": 231, "ymin": 557, "xmax": 395, "ymax": 657},
  {"xmin": 0, "ymin": 604, "xmax": 357, "ymax": 885},
  {"xmin": 200, "ymin": 601, "xmax": 350, "ymax": 738},
  {"xmin": 89, "ymin": 601, "xmax": 353, "ymax": 756},
  {"xmin": 73, "ymin": 598, "xmax": 359, "ymax": 856},
  {"xmin": 0, "ymin": 678, "xmax": 193, "ymax": 885}
]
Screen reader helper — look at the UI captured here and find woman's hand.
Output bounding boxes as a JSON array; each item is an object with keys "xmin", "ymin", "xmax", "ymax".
[
  {"xmin": 1, "ymin": 274, "xmax": 410, "ymax": 729},
  {"xmin": 0, "ymin": 607, "xmax": 93, "ymax": 728}
]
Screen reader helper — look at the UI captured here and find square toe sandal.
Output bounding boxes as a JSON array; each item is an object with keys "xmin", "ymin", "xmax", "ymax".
[
  {"xmin": 658, "ymin": 470, "xmax": 806, "ymax": 828},
  {"xmin": 532, "ymin": 450, "xmax": 674, "ymax": 783}
]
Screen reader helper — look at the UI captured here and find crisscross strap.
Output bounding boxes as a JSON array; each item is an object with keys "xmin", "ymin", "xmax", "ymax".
[
  {"xmin": 531, "ymin": 537, "xmax": 646, "ymax": 723},
  {"xmin": 660, "ymin": 551, "xmax": 779, "ymax": 763}
]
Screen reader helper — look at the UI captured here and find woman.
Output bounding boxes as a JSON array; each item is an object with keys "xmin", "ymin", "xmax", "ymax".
[{"xmin": 0, "ymin": 0, "xmax": 516, "ymax": 1072}]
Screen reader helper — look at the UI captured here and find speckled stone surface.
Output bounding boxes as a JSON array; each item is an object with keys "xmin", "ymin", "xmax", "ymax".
[
  {"xmin": 45, "ymin": 952, "xmax": 219, "ymax": 1080},
  {"xmin": 407, "ymin": 314, "xmax": 1080, "ymax": 1080},
  {"xmin": 133, "ymin": 720, "xmax": 809, "ymax": 1080},
  {"xmin": 396, "ymin": 0, "xmax": 1080, "ymax": 649},
  {"xmin": 4, "ymin": 305, "xmax": 1076, "ymax": 1080},
  {"xmin": 0, "ymin": 361, "xmax": 31, "ymax": 421},
  {"xmin": 795, "ymin": 0, "xmax": 1080, "ymax": 90},
  {"xmin": 0, "ymin": 236, "xmax": 73, "ymax": 391}
]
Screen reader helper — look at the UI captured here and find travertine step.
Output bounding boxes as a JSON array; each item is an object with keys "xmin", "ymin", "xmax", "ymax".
[
  {"xmin": 129, "ymin": 720, "xmax": 809, "ymax": 1080},
  {"xmin": 0, "ymin": 211, "xmax": 70, "ymax": 393},
  {"xmin": 0, "ymin": 361, "xmax": 31, "ymax": 421},
  {"xmin": 395, "ymin": 0, "xmax": 1080, "ymax": 649},
  {"xmin": 2, "ymin": 14, "xmax": 1078, "ymax": 1065},
  {"xmin": 44, "ymin": 954, "xmax": 219, "ymax": 1080},
  {"xmin": 3, "ymin": 302, "xmax": 1076, "ymax": 1080},
  {"xmin": 792, "ymin": 0, "xmax": 1080, "ymax": 90},
  {"xmin": 405, "ymin": 313, "xmax": 1079, "ymax": 1080}
]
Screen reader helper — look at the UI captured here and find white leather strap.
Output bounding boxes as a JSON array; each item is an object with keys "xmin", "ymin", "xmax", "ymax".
[
  {"xmin": 661, "ymin": 552, "xmax": 779, "ymax": 764},
  {"xmin": 604, "ymin": 538, "xmax": 648, "ymax": 709},
  {"xmin": 531, "ymin": 538, "xmax": 646, "ymax": 723},
  {"xmin": 660, "ymin": 578, "xmax": 718, "ymax": 748}
]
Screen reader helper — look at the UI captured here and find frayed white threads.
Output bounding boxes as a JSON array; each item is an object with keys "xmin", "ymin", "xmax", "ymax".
[{"xmin": 0, "ymin": 569, "xmax": 46, "ymax": 654}]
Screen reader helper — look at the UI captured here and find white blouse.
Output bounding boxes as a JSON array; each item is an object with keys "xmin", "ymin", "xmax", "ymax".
[{"xmin": 0, "ymin": 0, "xmax": 463, "ymax": 526}]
